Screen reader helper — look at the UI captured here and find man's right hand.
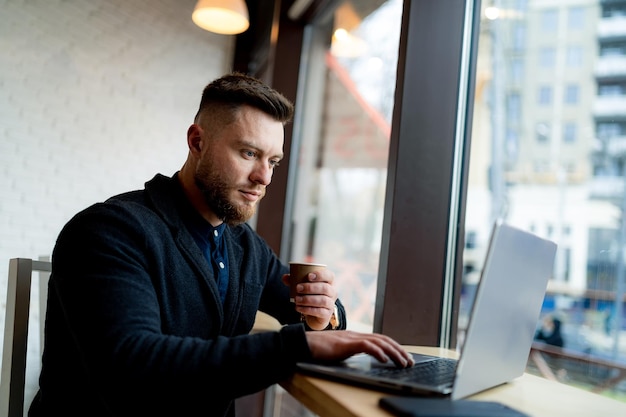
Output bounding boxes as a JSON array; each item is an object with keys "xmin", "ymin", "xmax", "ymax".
[{"xmin": 305, "ymin": 330, "xmax": 415, "ymax": 368}]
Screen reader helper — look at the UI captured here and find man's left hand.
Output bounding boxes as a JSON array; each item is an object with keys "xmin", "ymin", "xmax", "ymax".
[{"xmin": 282, "ymin": 268, "xmax": 338, "ymax": 330}]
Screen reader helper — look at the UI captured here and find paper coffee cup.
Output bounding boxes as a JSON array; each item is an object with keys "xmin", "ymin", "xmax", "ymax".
[{"xmin": 288, "ymin": 262, "xmax": 327, "ymax": 302}]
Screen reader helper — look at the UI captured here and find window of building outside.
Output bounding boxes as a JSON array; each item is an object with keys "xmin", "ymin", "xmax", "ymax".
[
  {"xmin": 507, "ymin": 92, "xmax": 521, "ymax": 121},
  {"xmin": 540, "ymin": 46, "xmax": 556, "ymax": 67},
  {"xmin": 568, "ymin": 6, "xmax": 585, "ymax": 29},
  {"xmin": 539, "ymin": 85, "xmax": 552, "ymax": 105},
  {"xmin": 536, "ymin": 122, "xmax": 551, "ymax": 143},
  {"xmin": 565, "ymin": 84, "xmax": 579, "ymax": 104},
  {"xmin": 510, "ymin": 57, "xmax": 524, "ymax": 83},
  {"xmin": 566, "ymin": 45, "xmax": 584, "ymax": 67},
  {"xmin": 563, "ymin": 122, "xmax": 577, "ymax": 143}
]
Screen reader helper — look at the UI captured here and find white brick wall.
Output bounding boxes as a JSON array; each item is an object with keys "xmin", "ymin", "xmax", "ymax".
[{"xmin": 0, "ymin": 0, "xmax": 233, "ymax": 409}]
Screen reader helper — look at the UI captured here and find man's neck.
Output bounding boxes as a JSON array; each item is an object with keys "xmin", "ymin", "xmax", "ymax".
[{"xmin": 177, "ymin": 165, "xmax": 223, "ymax": 227}]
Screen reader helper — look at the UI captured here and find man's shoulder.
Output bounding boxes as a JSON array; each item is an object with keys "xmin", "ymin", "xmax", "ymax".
[
  {"xmin": 105, "ymin": 189, "xmax": 145, "ymax": 205},
  {"xmin": 106, "ymin": 173, "xmax": 174, "ymax": 203},
  {"xmin": 65, "ymin": 173, "xmax": 175, "ymax": 227}
]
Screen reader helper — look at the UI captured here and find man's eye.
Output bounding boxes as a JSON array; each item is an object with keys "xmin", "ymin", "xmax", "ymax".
[
  {"xmin": 244, "ymin": 150, "xmax": 256, "ymax": 158},
  {"xmin": 270, "ymin": 160, "xmax": 281, "ymax": 168}
]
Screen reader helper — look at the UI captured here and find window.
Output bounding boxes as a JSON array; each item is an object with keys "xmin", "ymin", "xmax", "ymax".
[
  {"xmin": 512, "ymin": 23, "xmax": 526, "ymax": 51},
  {"xmin": 506, "ymin": 129, "xmax": 519, "ymax": 160},
  {"xmin": 540, "ymin": 47, "xmax": 556, "ymax": 68},
  {"xmin": 287, "ymin": 0, "xmax": 402, "ymax": 332},
  {"xmin": 566, "ymin": 45, "xmax": 583, "ymax": 67},
  {"xmin": 603, "ymin": 3, "xmax": 626, "ymax": 18},
  {"xmin": 536, "ymin": 122, "xmax": 551, "ymax": 142},
  {"xmin": 562, "ymin": 246, "xmax": 571, "ymax": 281},
  {"xmin": 468, "ymin": 0, "xmax": 626, "ymax": 402},
  {"xmin": 538, "ymin": 86, "xmax": 552, "ymax": 105},
  {"xmin": 563, "ymin": 122, "xmax": 576, "ymax": 143},
  {"xmin": 599, "ymin": 84, "xmax": 624, "ymax": 96},
  {"xmin": 289, "ymin": 0, "xmax": 480, "ymax": 353},
  {"xmin": 507, "ymin": 93, "xmax": 521, "ymax": 122},
  {"xmin": 465, "ymin": 231, "xmax": 477, "ymax": 249},
  {"xmin": 541, "ymin": 9, "xmax": 558, "ymax": 33},
  {"xmin": 597, "ymin": 122, "xmax": 623, "ymax": 139},
  {"xmin": 281, "ymin": 0, "xmax": 626, "ymax": 410},
  {"xmin": 600, "ymin": 44, "xmax": 626, "ymax": 57},
  {"xmin": 510, "ymin": 57, "xmax": 524, "ymax": 84},
  {"xmin": 568, "ymin": 6, "xmax": 585, "ymax": 30},
  {"xmin": 564, "ymin": 84, "xmax": 579, "ymax": 104}
]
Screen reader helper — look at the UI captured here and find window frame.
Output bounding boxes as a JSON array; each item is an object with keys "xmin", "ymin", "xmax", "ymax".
[
  {"xmin": 373, "ymin": 0, "xmax": 481, "ymax": 347},
  {"xmin": 243, "ymin": 0, "xmax": 482, "ymax": 348}
]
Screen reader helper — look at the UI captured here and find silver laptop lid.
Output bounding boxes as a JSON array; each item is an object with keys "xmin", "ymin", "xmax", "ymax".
[{"xmin": 451, "ymin": 221, "xmax": 557, "ymax": 399}]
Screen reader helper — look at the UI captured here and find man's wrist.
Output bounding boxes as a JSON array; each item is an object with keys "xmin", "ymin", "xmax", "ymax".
[
  {"xmin": 328, "ymin": 305, "xmax": 340, "ymax": 329},
  {"xmin": 301, "ymin": 305, "xmax": 340, "ymax": 331}
]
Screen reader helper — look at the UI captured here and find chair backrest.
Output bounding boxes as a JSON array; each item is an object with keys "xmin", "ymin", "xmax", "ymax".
[{"xmin": 1, "ymin": 258, "xmax": 51, "ymax": 417}]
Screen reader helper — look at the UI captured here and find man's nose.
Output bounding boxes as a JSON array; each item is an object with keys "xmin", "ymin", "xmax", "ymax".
[{"xmin": 250, "ymin": 161, "xmax": 272, "ymax": 185}]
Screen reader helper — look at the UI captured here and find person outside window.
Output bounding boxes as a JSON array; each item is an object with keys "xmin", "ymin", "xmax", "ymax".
[{"xmin": 535, "ymin": 314, "xmax": 565, "ymax": 348}]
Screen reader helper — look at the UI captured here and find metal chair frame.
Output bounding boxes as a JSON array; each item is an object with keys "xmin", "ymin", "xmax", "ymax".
[{"xmin": 1, "ymin": 258, "xmax": 51, "ymax": 417}]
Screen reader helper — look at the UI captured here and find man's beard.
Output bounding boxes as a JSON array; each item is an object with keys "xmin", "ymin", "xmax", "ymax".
[{"xmin": 194, "ymin": 160, "xmax": 258, "ymax": 226}]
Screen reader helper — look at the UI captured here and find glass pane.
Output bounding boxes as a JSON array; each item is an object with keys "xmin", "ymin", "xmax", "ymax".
[
  {"xmin": 287, "ymin": 0, "xmax": 402, "ymax": 333},
  {"xmin": 272, "ymin": 2, "xmax": 403, "ymax": 415},
  {"xmin": 467, "ymin": 0, "xmax": 626, "ymax": 402}
]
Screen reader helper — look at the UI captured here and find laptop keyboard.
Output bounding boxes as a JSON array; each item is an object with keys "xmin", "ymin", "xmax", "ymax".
[{"xmin": 368, "ymin": 357, "xmax": 457, "ymax": 386}]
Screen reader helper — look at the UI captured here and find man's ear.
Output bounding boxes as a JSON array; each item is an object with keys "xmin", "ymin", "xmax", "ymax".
[{"xmin": 187, "ymin": 124, "xmax": 203, "ymax": 154}]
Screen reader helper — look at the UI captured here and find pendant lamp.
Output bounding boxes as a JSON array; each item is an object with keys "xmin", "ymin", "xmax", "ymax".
[{"xmin": 192, "ymin": 0, "xmax": 250, "ymax": 35}]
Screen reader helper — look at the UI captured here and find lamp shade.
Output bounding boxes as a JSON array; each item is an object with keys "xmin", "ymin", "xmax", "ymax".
[{"xmin": 192, "ymin": 0, "xmax": 249, "ymax": 35}]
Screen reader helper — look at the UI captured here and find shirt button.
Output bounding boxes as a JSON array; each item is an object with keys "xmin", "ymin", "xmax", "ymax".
[
  {"xmin": 214, "ymin": 230, "xmax": 218, "ymax": 237},
  {"xmin": 219, "ymin": 262, "xmax": 225, "ymax": 269}
]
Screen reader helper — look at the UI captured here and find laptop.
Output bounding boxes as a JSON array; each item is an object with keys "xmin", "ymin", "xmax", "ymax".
[{"xmin": 296, "ymin": 221, "xmax": 557, "ymax": 400}]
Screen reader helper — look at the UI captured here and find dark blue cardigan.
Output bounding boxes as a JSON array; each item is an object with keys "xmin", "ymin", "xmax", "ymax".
[{"xmin": 30, "ymin": 173, "xmax": 345, "ymax": 417}]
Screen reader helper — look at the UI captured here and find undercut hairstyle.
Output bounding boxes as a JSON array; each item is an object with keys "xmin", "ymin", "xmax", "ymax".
[{"xmin": 194, "ymin": 72, "xmax": 294, "ymax": 126}]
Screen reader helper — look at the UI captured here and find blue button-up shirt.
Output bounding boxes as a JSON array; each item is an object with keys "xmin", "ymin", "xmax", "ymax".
[{"xmin": 184, "ymin": 212, "xmax": 229, "ymax": 304}]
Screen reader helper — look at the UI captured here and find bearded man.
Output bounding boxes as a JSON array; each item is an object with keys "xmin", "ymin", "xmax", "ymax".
[{"xmin": 30, "ymin": 73, "xmax": 413, "ymax": 417}]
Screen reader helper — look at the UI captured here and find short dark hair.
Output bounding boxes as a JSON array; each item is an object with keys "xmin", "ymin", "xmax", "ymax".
[{"xmin": 194, "ymin": 72, "xmax": 294, "ymax": 125}]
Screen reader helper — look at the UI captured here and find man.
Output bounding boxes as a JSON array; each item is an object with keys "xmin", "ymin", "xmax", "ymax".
[{"xmin": 30, "ymin": 73, "xmax": 413, "ymax": 417}]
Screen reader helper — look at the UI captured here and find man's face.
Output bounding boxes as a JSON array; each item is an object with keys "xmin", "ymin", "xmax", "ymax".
[{"xmin": 194, "ymin": 106, "xmax": 285, "ymax": 225}]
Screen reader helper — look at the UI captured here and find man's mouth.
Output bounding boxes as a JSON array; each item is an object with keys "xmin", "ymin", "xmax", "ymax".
[{"xmin": 240, "ymin": 189, "xmax": 263, "ymax": 202}]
